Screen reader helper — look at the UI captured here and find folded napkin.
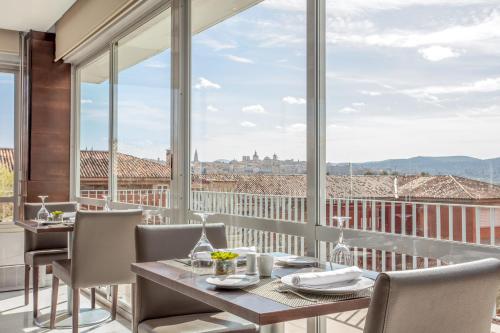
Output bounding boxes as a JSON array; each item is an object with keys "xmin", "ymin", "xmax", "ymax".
[
  {"xmin": 291, "ymin": 266, "xmax": 362, "ymax": 287},
  {"xmin": 62, "ymin": 212, "xmax": 76, "ymax": 219},
  {"xmin": 220, "ymin": 246, "xmax": 257, "ymax": 258}
]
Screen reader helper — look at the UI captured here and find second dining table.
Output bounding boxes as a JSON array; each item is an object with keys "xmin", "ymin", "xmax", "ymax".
[{"xmin": 132, "ymin": 255, "xmax": 378, "ymax": 333}]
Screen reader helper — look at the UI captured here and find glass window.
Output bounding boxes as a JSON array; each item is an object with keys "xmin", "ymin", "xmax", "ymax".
[
  {"xmin": 191, "ymin": 0, "xmax": 308, "ymax": 255},
  {"xmin": 0, "ymin": 72, "xmax": 15, "ymax": 203},
  {"xmin": 324, "ymin": 0, "xmax": 500, "ymax": 271},
  {"xmin": 78, "ymin": 51, "xmax": 110, "ymax": 207},
  {"xmin": 116, "ymin": 9, "xmax": 171, "ymax": 209}
]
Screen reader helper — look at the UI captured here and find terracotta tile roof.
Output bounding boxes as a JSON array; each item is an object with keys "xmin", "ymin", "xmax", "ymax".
[
  {"xmin": 80, "ymin": 150, "xmax": 170, "ymax": 180},
  {"xmin": 0, "ymin": 148, "xmax": 14, "ymax": 171}
]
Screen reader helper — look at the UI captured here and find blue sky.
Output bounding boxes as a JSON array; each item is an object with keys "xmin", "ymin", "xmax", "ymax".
[
  {"xmin": 78, "ymin": 0, "xmax": 500, "ymax": 163},
  {"xmin": 0, "ymin": 72, "xmax": 15, "ymax": 149}
]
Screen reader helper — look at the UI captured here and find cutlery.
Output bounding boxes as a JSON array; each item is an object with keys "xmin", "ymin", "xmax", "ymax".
[{"xmin": 275, "ymin": 286, "xmax": 318, "ymax": 302}]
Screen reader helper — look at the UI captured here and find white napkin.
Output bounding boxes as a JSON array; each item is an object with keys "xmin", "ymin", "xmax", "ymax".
[
  {"xmin": 291, "ymin": 267, "xmax": 362, "ymax": 287},
  {"xmin": 62, "ymin": 212, "xmax": 76, "ymax": 219},
  {"xmin": 221, "ymin": 246, "xmax": 257, "ymax": 258}
]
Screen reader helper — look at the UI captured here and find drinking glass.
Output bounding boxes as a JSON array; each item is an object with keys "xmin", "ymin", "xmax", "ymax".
[
  {"xmin": 36, "ymin": 195, "xmax": 50, "ymax": 221},
  {"xmin": 190, "ymin": 211, "xmax": 216, "ymax": 273},
  {"xmin": 330, "ymin": 216, "xmax": 353, "ymax": 268},
  {"xmin": 102, "ymin": 195, "xmax": 111, "ymax": 211}
]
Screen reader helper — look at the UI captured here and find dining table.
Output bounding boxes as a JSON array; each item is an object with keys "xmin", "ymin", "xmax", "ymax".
[
  {"xmin": 14, "ymin": 219, "xmax": 111, "ymax": 329},
  {"xmin": 131, "ymin": 255, "xmax": 378, "ymax": 333}
]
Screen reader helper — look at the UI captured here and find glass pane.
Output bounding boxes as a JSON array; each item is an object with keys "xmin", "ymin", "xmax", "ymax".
[
  {"xmin": 0, "ymin": 72, "xmax": 15, "ymax": 198},
  {"xmin": 116, "ymin": 9, "xmax": 171, "ymax": 209},
  {"xmin": 79, "ymin": 51, "xmax": 110, "ymax": 206},
  {"xmin": 190, "ymin": 0, "xmax": 308, "ymax": 254}
]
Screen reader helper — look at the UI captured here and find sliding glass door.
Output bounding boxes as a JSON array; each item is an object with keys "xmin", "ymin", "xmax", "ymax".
[{"xmin": 0, "ymin": 70, "xmax": 22, "ymax": 291}]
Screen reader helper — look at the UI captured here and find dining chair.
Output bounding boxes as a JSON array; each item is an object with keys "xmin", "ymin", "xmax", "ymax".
[
  {"xmin": 24, "ymin": 202, "xmax": 76, "ymax": 318},
  {"xmin": 364, "ymin": 258, "xmax": 500, "ymax": 333},
  {"xmin": 134, "ymin": 224, "xmax": 257, "ymax": 333},
  {"xmin": 49, "ymin": 210, "xmax": 142, "ymax": 332}
]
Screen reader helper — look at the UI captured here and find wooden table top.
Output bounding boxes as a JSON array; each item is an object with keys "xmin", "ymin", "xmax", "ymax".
[
  {"xmin": 14, "ymin": 220, "xmax": 74, "ymax": 234},
  {"xmin": 131, "ymin": 261, "xmax": 377, "ymax": 326}
]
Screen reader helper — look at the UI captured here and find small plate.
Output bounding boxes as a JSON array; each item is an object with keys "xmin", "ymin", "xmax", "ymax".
[
  {"xmin": 206, "ymin": 275, "xmax": 259, "ymax": 289},
  {"xmin": 280, "ymin": 275, "xmax": 373, "ymax": 295},
  {"xmin": 275, "ymin": 256, "xmax": 318, "ymax": 267}
]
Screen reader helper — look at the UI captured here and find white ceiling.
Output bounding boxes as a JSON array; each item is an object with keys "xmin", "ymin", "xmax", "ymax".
[{"xmin": 0, "ymin": 0, "xmax": 76, "ymax": 32}]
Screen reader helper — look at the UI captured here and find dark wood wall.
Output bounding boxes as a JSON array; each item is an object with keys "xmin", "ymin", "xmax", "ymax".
[{"xmin": 27, "ymin": 31, "xmax": 71, "ymax": 202}]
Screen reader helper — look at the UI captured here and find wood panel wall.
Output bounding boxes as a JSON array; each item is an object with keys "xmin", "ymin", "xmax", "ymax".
[{"xmin": 27, "ymin": 31, "xmax": 71, "ymax": 202}]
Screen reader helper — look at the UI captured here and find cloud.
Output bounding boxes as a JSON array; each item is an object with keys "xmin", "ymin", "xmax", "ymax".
[
  {"xmin": 225, "ymin": 54, "xmax": 254, "ymax": 64},
  {"xmin": 81, "ymin": 99, "xmax": 93, "ymax": 104},
  {"xmin": 282, "ymin": 96, "xmax": 306, "ymax": 105},
  {"xmin": 339, "ymin": 107, "xmax": 360, "ymax": 114},
  {"xmin": 352, "ymin": 102, "xmax": 365, "ymax": 107},
  {"xmin": 207, "ymin": 105, "xmax": 219, "ymax": 112},
  {"xmin": 194, "ymin": 77, "xmax": 221, "ymax": 89},
  {"xmin": 286, "ymin": 123, "xmax": 306, "ymax": 132},
  {"xmin": 144, "ymin": 60, "xmax": 168, "ymax": 68},
  {"xmin": 418, "ymin": 46, "xmax": 461, "ymax": 61},
  {"xmin": 241, "ymin": 104, "xmax": 266, "ymax": 114},
  {"xmin": 198, "ymin": 39, "xmax": 237, "ymax": 51},
  {"xmin": 361, "ymin": 90, "xmax": 381, "ymax": 96},
  {"xmin": 403, "ymin": 77, "xmax": 500, "ymax": 99},
  {"xmin": 240, "ymin": 121, "xmax": 257, "ymax": 128}
]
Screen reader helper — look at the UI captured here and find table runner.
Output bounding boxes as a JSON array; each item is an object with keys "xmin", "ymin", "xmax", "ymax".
[{"xmin": 160, "ymin": 259, "xmax": 372, "ymax": 308}]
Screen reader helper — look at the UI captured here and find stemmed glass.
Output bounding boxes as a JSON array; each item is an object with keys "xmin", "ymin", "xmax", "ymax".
[
  {"xmin": 190, "ymin": 205, "xmax": 216, "ymax": 273},
  {"xmin": 102, "ymin": 195, "xmax": 111, "ymax": 211},
  {"xmin": 36, "ymin": 195, "xmax": 50, "ymax": 221},
  {"xmin": 330, "ymin": 216, "xmax": 353, "ymax": 268}
]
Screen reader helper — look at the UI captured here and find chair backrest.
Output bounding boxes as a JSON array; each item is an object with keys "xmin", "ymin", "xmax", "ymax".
[
  {"xmin": 135, "ymin": 224, "xmax": 228, "ymax": 326},
  {"xmin": 71, "ymin": 210, "xmax": 142, "ymax": 288},
  {"xmin": 24, "ymin": 202, "xmax": 77, "ymax": 252},
  {"xmin": 364, "ymin": 258, "xmax": 500, "ymax": 333}
]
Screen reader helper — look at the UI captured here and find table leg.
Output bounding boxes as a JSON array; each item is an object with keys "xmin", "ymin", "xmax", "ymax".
[{"xmin": 259, "ymin": 323, "xmax": 285, "ymax": 333}]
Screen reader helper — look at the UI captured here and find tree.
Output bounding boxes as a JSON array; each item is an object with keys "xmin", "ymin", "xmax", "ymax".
[{"xmin": 0, "ymin": 166, "xmax": 14, "ymax": 222}]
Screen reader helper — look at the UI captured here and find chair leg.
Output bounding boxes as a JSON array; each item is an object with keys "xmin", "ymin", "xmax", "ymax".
[
  {"xmin": 111, "ymin": 285, "xmax": 118, "ymax": 320},
  {"xmin": 90, "ymin": 288, "xmax": 96, "ymax": 309},
  {"xmin": 131, "ymin": 283, "xmax": 136, "ymax": 333},
  {"xmin": 24, "ymin": 265, "xmax": 30, "ymax": 306},
  {"xmin": 49, "ymin": 276, "xmax": 59, "ymax": 329},
  {"xmin": 32, "ymin": 266, "xmax": 39, "ymax": 318},
  {"xmin": 72, "ymin": 288, "xmax": 79, "ymax": 333}
]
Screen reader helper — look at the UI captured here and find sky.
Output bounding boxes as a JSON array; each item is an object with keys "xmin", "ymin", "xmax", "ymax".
[
  {"xmin": 76, "ymin": 0, "xmax": 500, "ymax": 164},
  {"xmin": 0, "ymin": 73, "xmax": 15, "ymax": 149}
]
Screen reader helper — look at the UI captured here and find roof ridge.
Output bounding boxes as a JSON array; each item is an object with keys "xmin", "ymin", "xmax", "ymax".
[{"xmin": 448, "ymin": 175, "xmax": 476, "ymax": 199}]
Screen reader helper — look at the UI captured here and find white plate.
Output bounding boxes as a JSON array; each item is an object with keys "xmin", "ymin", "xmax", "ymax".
[
  {"xmin": 280, "ymin": 275, "xmax": 374, "ymax": 295},
  {"xmin": 39, "ymin": 221, "xmax": 63, "ymax": 225},
  {"xmin": 206, "ymin": 275, "xmax": 260, "ymax": 289},
  {"xmin": 275, "ymin": 256, "xmax": 318, "ymax": 267}
]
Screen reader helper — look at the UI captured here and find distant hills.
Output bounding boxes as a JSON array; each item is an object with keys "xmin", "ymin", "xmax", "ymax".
[{"xmin": 327, "ymin": 156, "xmax": 500, "ymax": 184}]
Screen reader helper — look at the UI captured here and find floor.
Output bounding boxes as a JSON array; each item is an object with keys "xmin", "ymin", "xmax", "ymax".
[{"xmin": 1, "ymin": 287, "xmax": 499, "ymax": 333}]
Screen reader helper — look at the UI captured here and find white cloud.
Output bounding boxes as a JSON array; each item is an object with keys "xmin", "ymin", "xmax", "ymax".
[
  {"xmin": 418, "ymin": 46, "xmax": 461, "ymax": 61},
  {"xmin": 207, "ymin": 105, "xmax": 219, "ymax": 112},
  {"xmin": 361, "ymin": 90, "xmax": 381, "ymax": 96},
  {"xmin": 339, "ymin": 107, "xmax": 360, "ymax": 114},
  {"xmin": 282, "ymin": 96, "xmax": 306, "ymax": 105},
  {"xmin": 194, "ymin": 77, "xmax": 221, "ymax": 90},
  {"xmin": 352, "ymin": 102, "xmax": 365, "ymax": 107},
  {"xmin": 81, "ymin": 99, "xmax": 93, "ymax": 104},
  {"xmin": 240, "ymin": 121, "xmax": 257, "ymax": 128},
  {"xmin": 144, "ymin": 60, "xmax": 167, "ymax": 68},
  {"xmin": 198, "ymin": 39, "xmax": 237, "ymax": 51},
  {"xmin": 241, "ymin": 104, "xmax": 267, "ymax": 114},
  {"xmin": 286, "ymin": 123, "xmax": 306, "ymax": 132},
  {"xmin": 226, "ymin": 54, "xmax": 254, "ymax": 64},
  {"xmin": 404, "ymin": 77, "xmax": 500, "ymax": 99}
]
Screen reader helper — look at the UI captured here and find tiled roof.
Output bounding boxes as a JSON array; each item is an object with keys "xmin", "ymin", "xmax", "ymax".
[
  {"xmin": 1, "ymin": 148, "xmax": 499, "ymax": 201},
  {"xmin": 80, "ymin": 150, "xmax": 170, "ymax": 179},
  {"xmin": 0, "ymin": 148, "xmax": 14, "ymax": 171}
]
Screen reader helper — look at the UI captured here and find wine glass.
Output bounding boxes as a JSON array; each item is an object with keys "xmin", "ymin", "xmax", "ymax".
[
  {"xmin": 330, "ymin": 216, "xmax": 353, "ymax": 269},
  {"xmin": 190, "ymin": 207, "xmax": 216, "ymax": 273},
  {"xmin": 102, "ymin": 195, "xmax": 111, "ymax": 211},
  {"xmin": 36, "ymin": 195, "xmax": 50, "ymax": 221}
]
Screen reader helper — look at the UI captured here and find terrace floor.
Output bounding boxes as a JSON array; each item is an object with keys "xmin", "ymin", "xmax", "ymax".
[{"xmin": 1, "ymin": 287, "xmax": 499, "ymax": 333}]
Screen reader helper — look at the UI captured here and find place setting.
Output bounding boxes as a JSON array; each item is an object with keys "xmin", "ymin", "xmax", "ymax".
[{"xmin": 31, "ymin": 195, "xmax": 76, "ymax": 226}]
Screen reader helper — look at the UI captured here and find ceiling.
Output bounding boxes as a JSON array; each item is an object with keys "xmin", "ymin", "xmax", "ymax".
[{"xmin": 0, "ymin": 0, "xmax": 76, "ymax": 32}]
